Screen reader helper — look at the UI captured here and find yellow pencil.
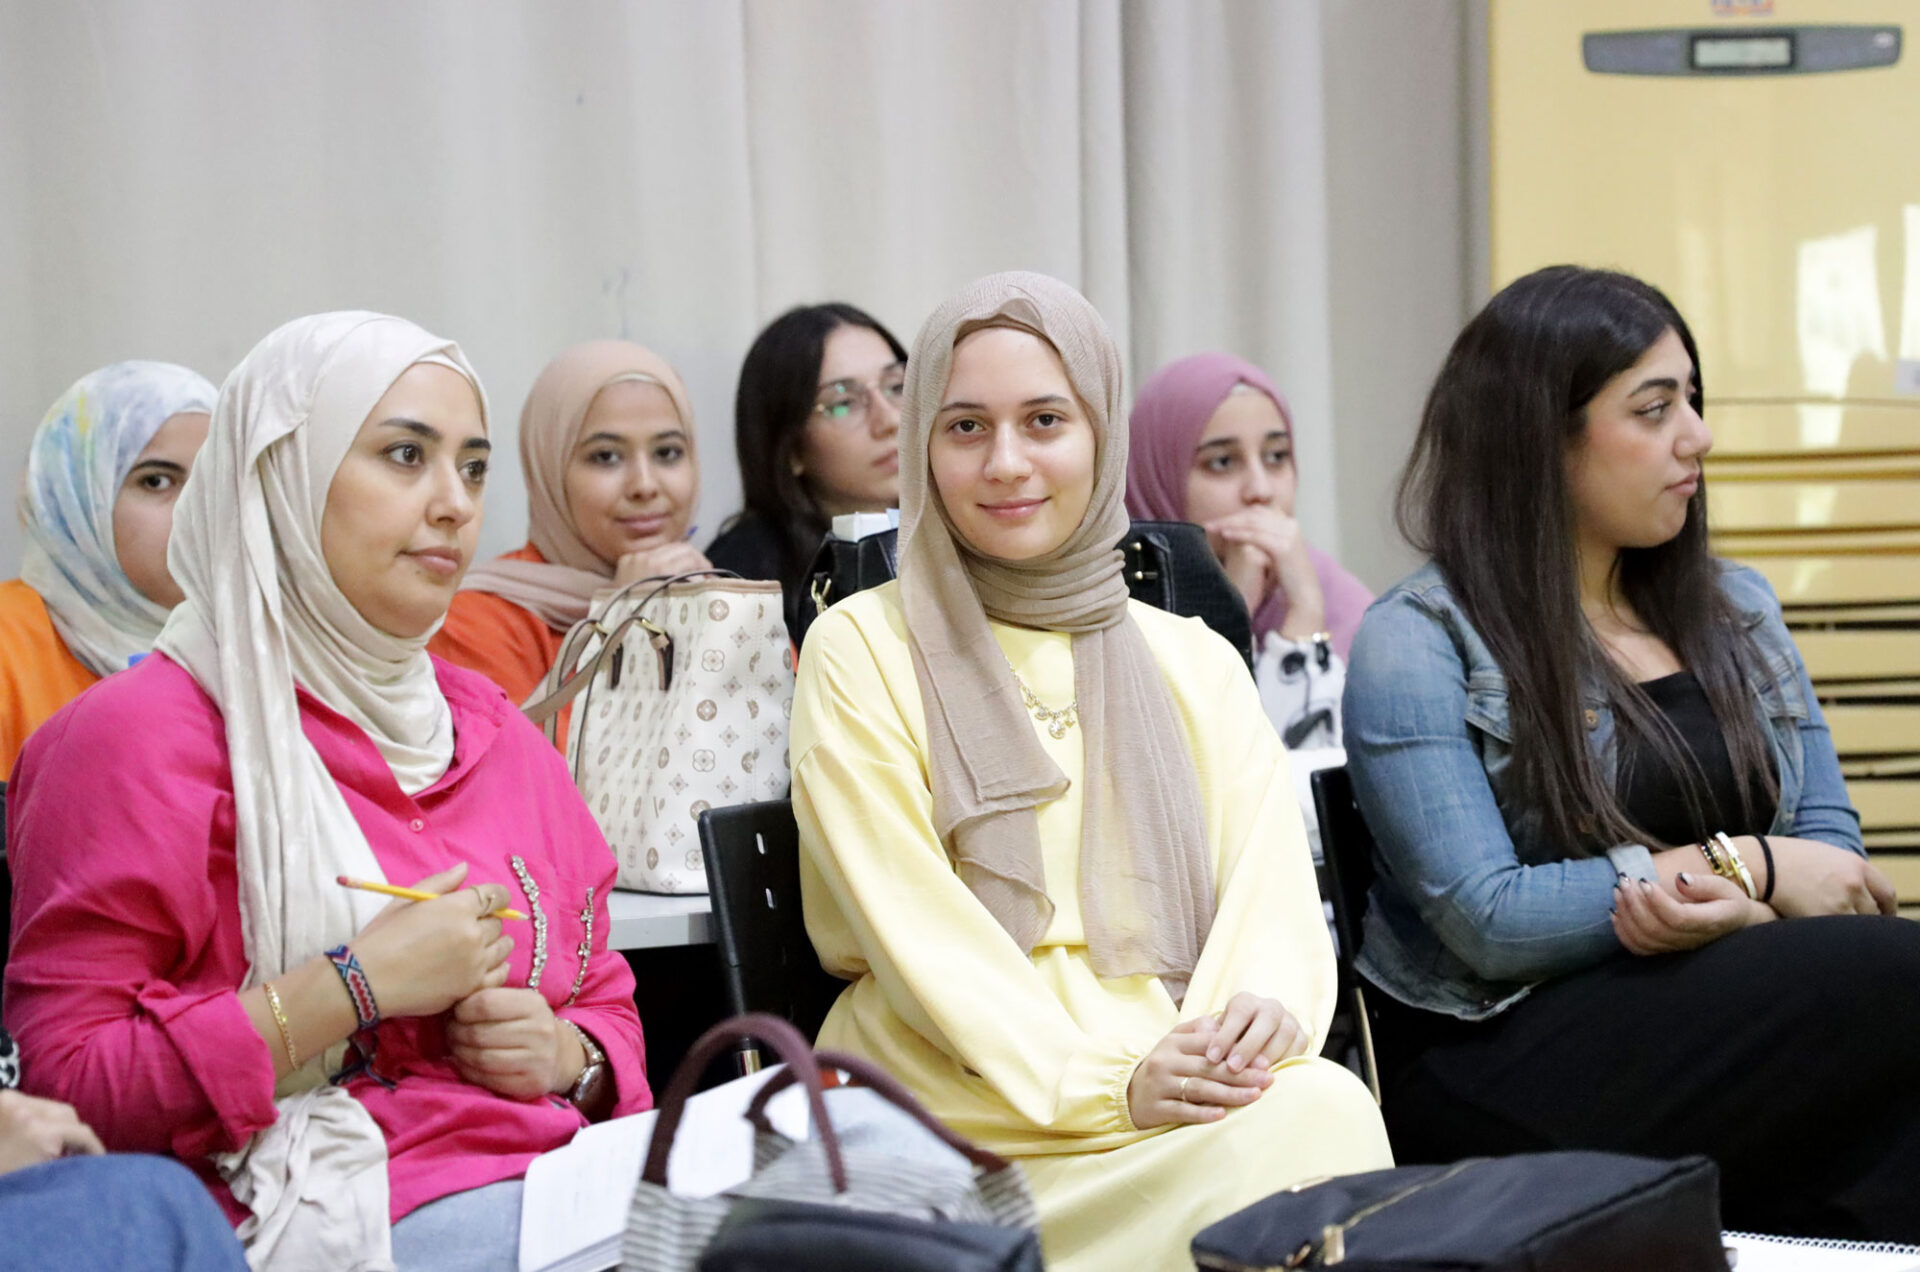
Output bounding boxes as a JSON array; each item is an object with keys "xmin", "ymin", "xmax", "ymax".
[{"xmin": 336, "ymin": 875, "xmax": 527, "ymax": 921}]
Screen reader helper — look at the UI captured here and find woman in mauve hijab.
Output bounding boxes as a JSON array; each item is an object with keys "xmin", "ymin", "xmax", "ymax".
[
  {"xmin": 792, "ymin": 273, "xmax": 1390, "ymax": 1272},
  {"xmin": 1127, "ymin": 354, "xmax": 1372, "ymax": 749}
]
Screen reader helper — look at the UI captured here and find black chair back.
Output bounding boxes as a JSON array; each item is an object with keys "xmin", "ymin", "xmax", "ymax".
[
  {"xmin": 1309, "ymin": 765, "xmax": 1382, "ymax": 1102},
  {"xmin": 1310, "ymin": 766, "xmax": 1376, "ymax": 961},
  {"xmin": 697, "ymin": 800, "xmax": 845, "ymax": 1059}
]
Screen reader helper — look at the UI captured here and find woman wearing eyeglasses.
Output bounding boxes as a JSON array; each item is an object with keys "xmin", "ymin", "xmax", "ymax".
[
  {"xmin": 431, "ymin": 340, "xmax": 708, "ymax": 709},
  {"xmin": 707, "ymin": 303, "xmax": 908, "ymax": 639}
]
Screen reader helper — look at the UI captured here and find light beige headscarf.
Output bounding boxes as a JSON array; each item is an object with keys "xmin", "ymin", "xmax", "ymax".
[
  {"xmin": 899, "ymin": 271, "xmax": 1214, "ymax": 995},
  {"xmin": 459, "ymin": 339, "xmax": 697, "ymax": 630},
  {"xmin": 156, "ymin": 311, "xmax": 487, "ymax": 1272}
]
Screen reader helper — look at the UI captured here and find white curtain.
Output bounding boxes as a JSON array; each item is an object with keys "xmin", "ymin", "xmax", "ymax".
[{"xmin": 0, "ymin": 0, "xmax": 1346, "ymax": 571}]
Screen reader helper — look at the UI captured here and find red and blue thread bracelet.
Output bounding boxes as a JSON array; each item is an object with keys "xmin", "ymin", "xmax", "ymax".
[{"xmin": 324, "ymin": 944, "xmax": 390, "ymax": 1087}]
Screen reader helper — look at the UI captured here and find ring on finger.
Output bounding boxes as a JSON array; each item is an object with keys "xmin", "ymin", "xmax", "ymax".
[{"xmin": 1179, "ymin": 1075, "xmax": 1192, "ymax": 1102}]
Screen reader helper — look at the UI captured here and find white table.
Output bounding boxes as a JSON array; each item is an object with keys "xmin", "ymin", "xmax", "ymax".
[{"xmin": 606, "ymin": 889, "xmax": 713, "ymax": 950}]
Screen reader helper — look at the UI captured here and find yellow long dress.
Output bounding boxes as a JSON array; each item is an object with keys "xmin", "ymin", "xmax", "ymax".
[{"xmin": 792, "ymin": 582, "xmax": 1393, "ymax": 1272}]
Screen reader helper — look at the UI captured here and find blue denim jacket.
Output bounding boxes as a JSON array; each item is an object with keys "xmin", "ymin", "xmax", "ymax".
[{"xmin": 1342, "ymin": 559, "xmax": 1863, "ymax": 1020}]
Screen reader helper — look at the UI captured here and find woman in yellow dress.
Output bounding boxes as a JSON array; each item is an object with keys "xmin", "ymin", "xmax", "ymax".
[{"xmin": 791, "ymin": 271, "xmax": 1392, "ymax": 1271}]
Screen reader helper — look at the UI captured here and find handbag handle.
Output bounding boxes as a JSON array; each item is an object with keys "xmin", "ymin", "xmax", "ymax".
[
  {"xmin": 741, "ymin": 1048, "xmax": 1015, "ymax": 1174},
  {"xmin": 524, "ymin": 607, "xmax": 657, "ymax": 734},
  {"xmin": 522, "ymin": 570, "xmax": 740, "ymax": 733},
  {"xmin": 639, "ymin": 1013, "xmax": 847, "ymax": 1193}
]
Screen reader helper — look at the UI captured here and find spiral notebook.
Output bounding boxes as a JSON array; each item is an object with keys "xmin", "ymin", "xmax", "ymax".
[{"xmin": 1725, "ymin": 1232, "xmax": 1920, "ymax": 1271}]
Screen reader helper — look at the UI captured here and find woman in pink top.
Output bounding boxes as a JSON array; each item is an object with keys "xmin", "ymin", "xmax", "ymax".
[{"xmin": 1, "ymin": 312, "xmax": 650, "ymax": 1272}]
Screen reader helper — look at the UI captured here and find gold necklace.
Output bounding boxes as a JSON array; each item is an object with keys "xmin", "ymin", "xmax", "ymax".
[{"xmin": 1005, "ymin": 659, "xmax": 1078, "ymax": 739}]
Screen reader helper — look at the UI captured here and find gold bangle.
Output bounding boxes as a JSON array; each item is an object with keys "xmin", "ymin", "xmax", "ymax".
[
  {"xmin": 1714, "ymin": 831, "xmax": 1758, "ymax": 901},
  {"xmin": 263, "ymin": 981, "xmax": 299, "ymax": 1071}
]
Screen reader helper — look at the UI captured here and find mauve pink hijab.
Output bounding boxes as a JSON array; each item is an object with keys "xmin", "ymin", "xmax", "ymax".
[{"xmin": 1125, "ymin": 352, "xmax": 1371, "ymax": 659}]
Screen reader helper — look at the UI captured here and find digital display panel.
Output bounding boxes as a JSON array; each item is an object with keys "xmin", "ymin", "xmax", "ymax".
[{"xmin": 1690, "ymin": 34, "xmax": 1794, "ymax": 70}]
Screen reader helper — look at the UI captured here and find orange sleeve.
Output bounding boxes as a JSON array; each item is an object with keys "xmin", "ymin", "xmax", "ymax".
[
  {"xmin": 0, "ymin": 580, "xmax": 101, "ymax": 775},
  {"xmin": 428, "ymin": 587, "xmax": 564, "ymax": 708}
]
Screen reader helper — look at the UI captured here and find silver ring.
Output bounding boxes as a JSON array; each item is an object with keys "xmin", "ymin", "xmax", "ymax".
[{"xmin": 1179, "ymin": 1075, "xmax": 1192, "ymax": 1102}]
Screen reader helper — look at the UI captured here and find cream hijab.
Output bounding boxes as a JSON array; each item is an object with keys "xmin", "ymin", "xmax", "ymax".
[
  {"xmin": 156, "ymin": 311, "xmax": 487, "ymax": 1272},
  {"xmin": 899, "ymin": 271, "xmax": 1214, "ymax": 994},
  {"xmin": 459, "ymin": 339, "xmax": 697, "ymax": 630}
]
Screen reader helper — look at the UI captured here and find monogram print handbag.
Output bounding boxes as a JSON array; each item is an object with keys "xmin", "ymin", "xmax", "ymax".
[{"xmin": 526, "ymin": 572, "xmax": 795, "ymax": 893}]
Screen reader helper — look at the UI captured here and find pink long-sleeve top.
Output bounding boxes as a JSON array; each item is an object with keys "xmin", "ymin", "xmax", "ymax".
[{"xmin": 1, "ymin": 651, "xmax": 652, "ymax": 1225}]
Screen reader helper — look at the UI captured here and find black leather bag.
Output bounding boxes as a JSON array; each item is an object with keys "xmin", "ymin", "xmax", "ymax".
[
  {"xmin": 798, "ymin": 520, "xmax": 1253, "ymax": 670},
  {"xmin": 1190, "ymin": 1152, "xmax": 1724, "ymax": 1272},
  {"xmin": 698, "ymin": 1198, "xmax": 1044, "ymax": 1272},
  {"xmin": 798, "ymin": 529, "xmax": 900, "ymax": 650}
]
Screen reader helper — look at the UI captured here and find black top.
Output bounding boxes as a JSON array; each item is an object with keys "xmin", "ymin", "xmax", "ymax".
[
  {"xmin": 706, "ymin": 510, "xmax": 817, "ymax": 642},
  {"xmin": 1615, "ymin": 670, "xmax": 1777, "ymax": 847}
]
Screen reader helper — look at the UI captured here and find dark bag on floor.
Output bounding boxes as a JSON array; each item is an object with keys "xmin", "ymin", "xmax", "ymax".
[
  {"xmin": 799, "ymin": 520, "xmax": 1253, "ymax": 668},
  {"xmin": 699, "ymin": 1198, "xmax": 1042, "ymax": 1272},
  {"xmin": 1190, "ymin": 1152, "xmax": 1724, "ymax": 1271}
]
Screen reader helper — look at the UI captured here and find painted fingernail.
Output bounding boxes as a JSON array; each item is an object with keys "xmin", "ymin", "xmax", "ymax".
[
  {"xmin": 1678, "ymin": 871, "xmax": 1692, "ymax": 886},
  {"xmin": 1639, "ymin": 880, "xmax": 1653, "ymax": 892}
]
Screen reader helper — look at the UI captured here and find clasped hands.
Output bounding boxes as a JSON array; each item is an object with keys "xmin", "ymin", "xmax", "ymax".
[
  {"xmin": 352, "ymin": 863, "xmax": 584, "ymax": 1100},
  {"xmin": 1127, "ymin": 992, "xmax": 1310, "ymax": 1130},
  {"xmin": 1611, "ymin": 835, "xmax": 1897, "ymax": 957}
]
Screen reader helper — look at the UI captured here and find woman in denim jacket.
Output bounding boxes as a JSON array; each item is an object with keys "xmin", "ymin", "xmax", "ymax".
[{"xmin": 1344, "ymin": 266, "xmax": 1920, "ymax": 1240}]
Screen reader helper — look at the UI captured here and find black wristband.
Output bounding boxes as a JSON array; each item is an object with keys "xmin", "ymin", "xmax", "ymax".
[{"xmin": 1755, "ymin": 834, "xmax": 1776, "ymax": 905}]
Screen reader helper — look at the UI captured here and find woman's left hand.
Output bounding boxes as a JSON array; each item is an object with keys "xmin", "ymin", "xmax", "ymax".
[
  {"xmin": 1611, "ymin": 872, "xmax": 1772, "ymax": 956},
  {"xmin": 1206, "ymin": 992, "xmax": 1312, "ymax": 1073},
  {"xmin": 445, "ymin": 988, "xmax": 581, "ymax": 1099}
]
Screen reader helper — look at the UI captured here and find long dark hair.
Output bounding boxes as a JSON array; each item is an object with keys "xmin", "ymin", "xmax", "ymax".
[
  {"xmin": 728, "ymin": 302, "xmax": 908, "ymax": 587},
  {"xmin": 1396, "ymin": 265, "xmax": 1776, "ymax": 857}
]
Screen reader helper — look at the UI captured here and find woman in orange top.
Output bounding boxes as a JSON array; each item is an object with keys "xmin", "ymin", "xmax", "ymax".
[
  {"xmin": 431, "ymin": 341, "xmax": 709, "ymax": 712},
  {"xmin": 2, "ymin": 362, "xmax": 216, "ymax": 772}
]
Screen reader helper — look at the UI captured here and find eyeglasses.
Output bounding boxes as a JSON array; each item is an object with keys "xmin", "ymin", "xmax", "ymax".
[{"xmin": 812, "ymin": 362, "xmax": 907, "ymax": 426}]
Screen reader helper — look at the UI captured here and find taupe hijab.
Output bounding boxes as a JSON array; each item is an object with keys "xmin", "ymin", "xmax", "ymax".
[
  {"xmin": 460, "ymin": 340, "xmax": 697, "ymax": 629},
  {"xmin": 899, "ymin": 271, "xmax": 1214, "ymax": 994}
]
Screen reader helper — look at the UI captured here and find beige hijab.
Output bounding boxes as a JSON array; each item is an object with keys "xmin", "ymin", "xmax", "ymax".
[
  {"xmin": 460, "ymin": 339, "xmax": 697, "ymax": 629},
  {"xmin": 899, "ymin": 271, "xmax": 1214, "ymax": 994}
]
